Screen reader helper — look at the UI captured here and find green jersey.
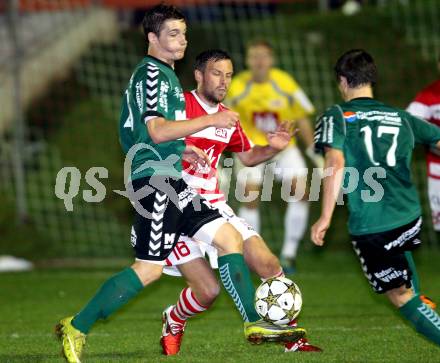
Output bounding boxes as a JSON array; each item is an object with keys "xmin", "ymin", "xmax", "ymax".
[
  {"xmin": 315, "ymin": 97, "xmax": 440, "ymax": 235},
  {"xmin": 119, "ymin": 55, "xmax": 186, "ymax": 180}
]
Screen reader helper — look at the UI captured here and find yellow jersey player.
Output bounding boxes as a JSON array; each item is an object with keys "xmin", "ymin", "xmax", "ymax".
[{"xmin": 227, "ymin": 39, "xmax": 323, "ymax": 273}]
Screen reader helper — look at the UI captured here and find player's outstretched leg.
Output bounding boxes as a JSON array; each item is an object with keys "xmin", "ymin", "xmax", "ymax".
[{"xmin": 55, "ymin": 264, "xmax": 157, "ymax": 362}]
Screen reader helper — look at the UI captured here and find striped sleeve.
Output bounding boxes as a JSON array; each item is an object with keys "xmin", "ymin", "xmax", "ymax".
[
  {"xmin": 314, "ymin": 105, "xmax": 345, "ymax": 153},
  {"xmin": 140, "ymin": 62, "xmax": 168, "ymax": 123}
]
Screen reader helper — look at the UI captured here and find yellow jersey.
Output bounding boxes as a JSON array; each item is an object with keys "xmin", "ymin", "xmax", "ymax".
[{"xmin": 226, "ymin": 68, "xmax": 315, "ymax": 146}]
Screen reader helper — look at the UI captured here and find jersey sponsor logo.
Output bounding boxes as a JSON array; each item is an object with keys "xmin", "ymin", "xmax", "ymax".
[
  {"xmin": 383, "ymin": 218, "xmax": 421, "ymax": 251},
  {"xmin": 374, "ymin": 267, "xmax": 407, "ymax": 283},
  {"xmin": 356, "ymin": 110, "xmax": 402, "ymax": 125},
  {"xmin": 343, "ymin": 111, "xmax": 357, "ymax": 123},
  {"xmin": 135, "ymin": 81, "xmax": 143, "ymax": 112},
  {"xmin": 190, "ymin": 126, "xmax": 235, "ymax": 143},
  {"xmin": 178, "ymin": 186, "xmax": 197, "ymax": 210},
  {"xmin": 215, "ymin": 128, "xmax": 227, "ymax": 139},
  {"xmin": 164, "ymin": 233, "xmax": 176, "ymax": 250},
  {"xmin": 159, "ymin": 81, "xmax": 170, "ymax": 113}
]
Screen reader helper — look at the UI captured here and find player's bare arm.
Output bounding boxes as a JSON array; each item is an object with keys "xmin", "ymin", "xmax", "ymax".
[
  {"xmin": 311, "ymin": 147, "xmax": 345, "ymax": 246},
  {"xmin": 147, "ymin": 110, "xmax": 239, "ymax": 143},
  {"xmin": 236, "ymin": 123, "xmax": 291, "ymax": 166}
]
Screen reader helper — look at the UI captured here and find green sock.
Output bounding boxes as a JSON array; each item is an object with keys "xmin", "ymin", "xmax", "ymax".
[
  {"xmin": 72, "ymin": 267, "xmax": 143, "ymax": 334},
  {"xmin": 405, "ymin": 251, "xmax": 420, "ymax": 294},
  {"xmin": 400, "ymin": 294, "xmax": 440, "ymax": 346},
  {"xmin": 218, "ymin": 253, "xmax": 260, "ymax": 323}
]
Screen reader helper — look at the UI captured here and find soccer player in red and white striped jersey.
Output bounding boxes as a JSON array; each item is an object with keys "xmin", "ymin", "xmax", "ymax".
[
  {"xmin": 406, "ymin": 61, "xmax": 440, "ymax": 310},
  {"xmin": 160, "ymin": 49, "xmax": 321, "ymax": 355},
  {"xmin": 407, "ymin": 61, "xmax": 440, "ymax": 232}
]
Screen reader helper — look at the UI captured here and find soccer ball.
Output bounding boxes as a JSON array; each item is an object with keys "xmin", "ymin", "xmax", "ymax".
[{"xmin": 254, "ymin": 277, "xmax": 302, "ymax": 326}]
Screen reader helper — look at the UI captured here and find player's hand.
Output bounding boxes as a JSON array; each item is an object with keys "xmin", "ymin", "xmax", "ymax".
[
  {"xmin": 311, "ymin": 216, "xmax": 330, "ymax": 246},
  {"xmin": 280, "ymin": 120, "xmax": 299, "ymax": 137},
  {"xmin": 267, "ymin": 122, "xmax": 295, "ymax": 150},
  {"xmin": 209, "ymin": 110, "xmax": 239, "ymax": 129},
  {"xmin": 182, "ymin": 145, "xmax": 210, "ymax": 170}
]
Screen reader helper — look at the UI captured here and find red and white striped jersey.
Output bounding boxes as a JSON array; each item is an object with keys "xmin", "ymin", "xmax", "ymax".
[
  {"xmin": 182, "ymin": 90, "xmax": 251, "ymax": 202},
  {"xmin": 407, "ymin": 79, "xmax": 440, "ymax": 178}
]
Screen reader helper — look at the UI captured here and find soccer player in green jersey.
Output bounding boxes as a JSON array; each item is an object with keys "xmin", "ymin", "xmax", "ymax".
[
  {"xmin": 55, "ymin": 5, "xmax": 303, "ymax": 362},
  {"xmin": 312, "ymin": 49, "xmax": 440, "ymax": 347}
]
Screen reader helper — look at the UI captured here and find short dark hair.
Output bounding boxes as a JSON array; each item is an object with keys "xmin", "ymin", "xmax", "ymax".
[
  {"xmin": 194, "ymin": 49, "xmax": 232, "ymax": 73},
  {"xmin": 246, "ymin": 39, "xmax": 274, "ymax": 53},
  {"xmin": 142, "ymin": 4, "xmax": 186, "ymax": 39},
  {"xmin": 334, "ymin": 49, "xmax": 377, "ymax": 88}
]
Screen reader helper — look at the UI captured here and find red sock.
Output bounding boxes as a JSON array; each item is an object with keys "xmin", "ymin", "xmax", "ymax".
[{"xmin": 169, "ymin": 287, "xmax": 208, "ymax": 326}]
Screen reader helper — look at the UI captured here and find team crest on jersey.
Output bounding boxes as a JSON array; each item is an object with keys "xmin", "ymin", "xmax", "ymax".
[
  {"xmin": 343, "ymin": 111, "xmax": 357, "ymax": 123},
  {"xmin": 215, "ymin": 128, "xmax": 227, "ymax": 139}
]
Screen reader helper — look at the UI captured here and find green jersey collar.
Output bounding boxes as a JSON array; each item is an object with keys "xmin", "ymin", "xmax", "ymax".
[{"xmin": 145, "ymin": 55, "xmax": 174, "ymax": 70}]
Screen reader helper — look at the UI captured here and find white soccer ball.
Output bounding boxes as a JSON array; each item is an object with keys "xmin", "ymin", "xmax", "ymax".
[{"xmin": 254, "ymin": 277, "xmax": 302, "ymax": 326}]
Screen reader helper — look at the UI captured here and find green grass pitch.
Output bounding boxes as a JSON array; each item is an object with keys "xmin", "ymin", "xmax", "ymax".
[{"xmin": 1, "ymin": 250, "xmax": 439, "ymax": 362}]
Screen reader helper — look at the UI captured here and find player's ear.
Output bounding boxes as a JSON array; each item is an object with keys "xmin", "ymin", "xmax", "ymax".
[
  {"xmin": 194, "ymin": 69, "xmax": 203, "ymax": 84},
  {"xmin": 339, "ymin": 76, "xmax": 348, "ymax": 89},
  {"xmin": 147, "ymin": 32, "xmax": 158, "ymax": 46}
]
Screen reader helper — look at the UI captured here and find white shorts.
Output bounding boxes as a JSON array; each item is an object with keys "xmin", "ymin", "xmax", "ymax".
[
  {"xmin": 428, "ymin": 176, "xmax": 440, "ymax": 231},
  {"xmin": 162, "ymin": 201, "xmax": 259, "ymax": 276},
  {"xmin": 234, "ymin": 145, "xmax": 308, "ymax": 186}
]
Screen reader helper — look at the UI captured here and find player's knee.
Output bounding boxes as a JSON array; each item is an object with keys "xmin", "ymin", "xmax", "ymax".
[
  {"xmin": 131, "ymin": 261, "xmax": 162, "ymax": 286},
  {"xmin": 199, "ymin": 282, "xmax": 221, "ymax": 306},
  {"xmin": 214, "ymin": 223, "xmax": 243, "ymax": 255},
  {"xmin": 385, "ymin": 284, "xmax": 413, "ymax": 308}
]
